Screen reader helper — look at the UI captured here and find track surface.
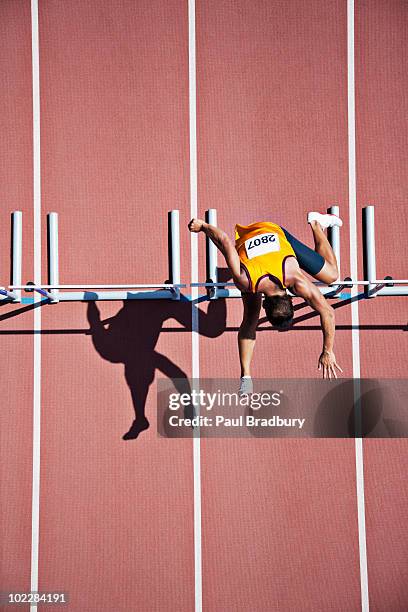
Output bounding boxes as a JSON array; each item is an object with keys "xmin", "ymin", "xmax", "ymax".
[{"xmin": 0, "ymin": 1, "xmax": 406, "ymax": 611}]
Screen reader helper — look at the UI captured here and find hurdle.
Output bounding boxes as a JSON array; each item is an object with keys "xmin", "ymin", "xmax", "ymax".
[
  {"xmin": 199, "ymin": 206, "xmax": 407, "ymax": 300},
  {"xmin": 363, "ymin": 205, "xmax": 408, "ymax": 297},
  {"xmin": 0, "ymin": 211, "xmax": 22, "ymax": 303},
  {"xmin": 200, "ymin": 206, "xmax": 343, "ymax": 299},
  {"xmin": 4, "ymin": 206, "xmax": 407, "ymax": 304},
  {"xmin": 10, "ymin": 209, "xmax": 184, "ymax": 302}
]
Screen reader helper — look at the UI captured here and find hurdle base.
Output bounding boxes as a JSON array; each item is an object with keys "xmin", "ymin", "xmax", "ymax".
[
  {"xmin": 0, "ymin": 291, "xmax": 20, "ymax": 303},
  {"xmin": 375, "ymin": 286, "xmax": 408, "ymax": 297},
  {"xmin": 55, "ymin": 289, "xmax": 180, "ymax": 302},
  {"xmin": 213, "ymin": 284, "xmax": 346, "ymax": 300}
]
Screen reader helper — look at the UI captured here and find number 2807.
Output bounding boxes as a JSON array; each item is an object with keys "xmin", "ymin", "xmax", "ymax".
[{"xmin": 247, "ymin": 234, "xmax": 276, "ymax": 249}]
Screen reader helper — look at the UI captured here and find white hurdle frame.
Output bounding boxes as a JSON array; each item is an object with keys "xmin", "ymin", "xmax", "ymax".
[
  {"xmin": 48, "ymin": 212, "xmax": 59, "ymax": 303},
  {"xmin": 0, "ymin": 211, "xmax": 22, "ymax": 302},
  {"xmin": 327, "ymin": 205, "xmax": 341, "ymax": 280},
  {"xmin": 205, "ymin": 208, "xmax": 218, "ymax": 299},
  {"xmin": 10, "ymin": 209, "xmax": 184, "ymax": 302},
  {"xmin": 363, "ymin": 205, "xmax": 408, "ymax": 297},
  {"xmin": 169, "ymin": 209, "xmax": 181, "ymax": 299}
]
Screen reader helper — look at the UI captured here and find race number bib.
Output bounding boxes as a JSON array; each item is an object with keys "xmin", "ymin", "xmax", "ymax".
[{"xmin": 245, "ymin": 232, "xmax": 280, "ymax": 259}]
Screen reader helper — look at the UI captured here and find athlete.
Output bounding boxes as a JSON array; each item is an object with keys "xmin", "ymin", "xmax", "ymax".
[{"xmin": 188, "ymin": 212, "xmax": 344, "ymax": 388}]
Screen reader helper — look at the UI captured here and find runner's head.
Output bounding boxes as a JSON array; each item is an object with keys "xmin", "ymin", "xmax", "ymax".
[{"xmin": 263, "ymin": 294, "xmax": 294, "ymax": 330}]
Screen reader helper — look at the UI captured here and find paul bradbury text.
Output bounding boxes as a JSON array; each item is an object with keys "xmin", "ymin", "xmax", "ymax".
[{"xmin": 168, "ymin": 415, "xmax": 305, "ymax": 429}]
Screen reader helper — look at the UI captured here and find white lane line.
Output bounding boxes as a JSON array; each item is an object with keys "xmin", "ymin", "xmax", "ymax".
[
  {"xmin": 347, "ymin": 1, "xmax": 369, "ymax": 610},
  {"xmin": 30, "ymin": 1, "xmax": 42, "ymax": 608},
  {"xmin": 188, "ymin": 2, "xmax": 202, "ymax": 611}
]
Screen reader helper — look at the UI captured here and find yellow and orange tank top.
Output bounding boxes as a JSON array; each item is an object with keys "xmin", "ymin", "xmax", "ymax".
[{"xmin": 235, "ymin": 222, "xmax": 297, "ymax": 292}]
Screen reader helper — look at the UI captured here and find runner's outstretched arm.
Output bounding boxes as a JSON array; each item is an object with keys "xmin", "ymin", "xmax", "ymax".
[
  {"xmin": 291, "ymin": 273, "xmax": 343, "ymax": 379},
  {"xmin": 188, "ymin": 218, "xmax": 246, "ymax": 290}
]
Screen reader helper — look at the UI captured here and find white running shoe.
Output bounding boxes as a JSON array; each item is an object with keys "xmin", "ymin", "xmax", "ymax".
[
  {"xmin": 239, "ymin": 376, "xmax": 253, "ymax": 396},
  {"xmin": 307, "ymin": 211, "xmax": 343, "ymax": 228}
]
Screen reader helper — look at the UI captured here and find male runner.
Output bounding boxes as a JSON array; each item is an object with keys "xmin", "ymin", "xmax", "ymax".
[{"xmin": 188, "ymin": 212, "xmax": 343, "ymax": 387}]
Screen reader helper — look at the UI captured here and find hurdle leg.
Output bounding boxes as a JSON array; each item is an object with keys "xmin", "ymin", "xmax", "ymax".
[
  {"xmin": 327, "ymin": 205, "xmax": 341, "ymax": 281},
  {"xmin": 205, "ymin": 209, "xmax": 218, "ymax": 299},
  {"xmin": 47, "ymin": 212, "xmax": 59, "ymax": 303},
  {"xmin": 363, "ymin": 206, "xmax": 376, "ymax": 298},
  {"xmin": 11, "ymin": 211, "xmax": 22, "ymax": 302},
  {"xmin": 168, "ymin": 210, "xmax": 180, "ymax": 299}
]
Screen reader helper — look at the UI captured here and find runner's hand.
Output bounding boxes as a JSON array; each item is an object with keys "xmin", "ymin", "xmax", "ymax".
[
  {"xmin": 318, "ymin": 350, "xmax": 343, "ymax": 379},
  {"xmin": 188, "ymin": 218, "xmax": 205, "ymax": 233}
]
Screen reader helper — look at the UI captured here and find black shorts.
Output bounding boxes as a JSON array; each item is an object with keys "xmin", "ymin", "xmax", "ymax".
[{"xmin": 281, "ymin": 228, "xmax": 324, "ymax": 277}]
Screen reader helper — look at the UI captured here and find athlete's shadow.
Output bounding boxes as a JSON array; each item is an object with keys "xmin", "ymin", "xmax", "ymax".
[{"xmin": 86, "ymin": 294, "xmax": 226, "ymax": 440}]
